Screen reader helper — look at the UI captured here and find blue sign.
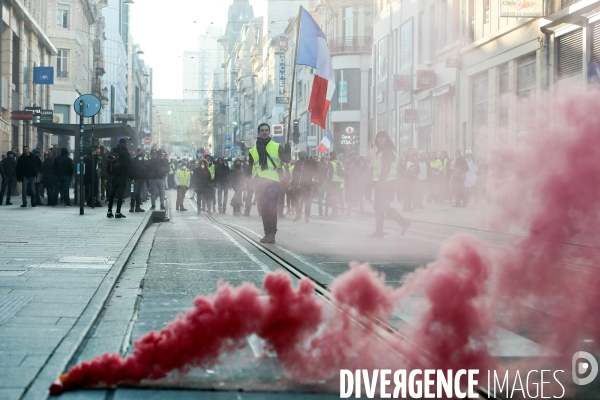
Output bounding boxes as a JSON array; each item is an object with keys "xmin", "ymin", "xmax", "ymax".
[
  {"xmin": 73, "ymin": 94, "xmax": 101, "ymax": 117},
  {"xmin": 225, "ymin": 135, "xmax": 232, "ymax": 141},
  {"xmin": 33, "ymin": 67, "xmax": 54, "ymax": 84},
  {"xmin": 231, "ymin": 146, "xmax": 237, "ymax": 152}
]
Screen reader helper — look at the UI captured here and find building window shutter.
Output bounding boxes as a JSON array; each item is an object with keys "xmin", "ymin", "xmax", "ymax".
[
  {"xmin": 557, "ymin": 28, "xmax": 583, "ymax": 78},
  {"xmin": 591, "ymin": 23, "xmax": 600, "ymax": 63}
]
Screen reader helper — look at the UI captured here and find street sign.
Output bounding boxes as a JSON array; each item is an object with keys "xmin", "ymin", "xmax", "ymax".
[
  {"xmin": 446, "ymin": 58, "xmax": 461, "ymax": 68},
  {"xmin": 277, "ymin": 36, "xmax": 288, "ymax": 51},
  {"xmin": 225, "ymin": 135, "xmax": 232, "ymax": 141},
  {"xmin": 144, "ymin": 137, "xmax": 151, "ymax": 145},
  {"xmin": 40, "ymin": 109, "xmax": 53, "ymax": 123},
  {"xmin": 416, "ymin": 70, "xmax": 435, "ymax": 89},
  {"xmin": 231, "ymin": 146, "xmax": 237, "ymax": 153},
  {"xmin": 272, "ymin": 124, "xmax": 284, "ymax": 136},
  {"xmin": 307, "ymin": 136, "xmax": 318, "ymax": 146},
  {"xmin": 225, "ymin": 143, "xmax": 232, "ymax": 150},
  {"xmin": 276, "ymin": 97, "xmax": 289, "ymax": 104},
  {"xmin": 73, "ymin": 94, "xmax": 101, "ymax": 117}
]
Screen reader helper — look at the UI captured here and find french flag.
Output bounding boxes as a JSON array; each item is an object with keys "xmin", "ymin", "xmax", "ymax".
[
  {"xmin": 316, "ymin": 131, "xmax": 333, "ymax": 153},
  {"xmin": 296, "ymin": 8, "xmax": 335, "ymax": 129}
]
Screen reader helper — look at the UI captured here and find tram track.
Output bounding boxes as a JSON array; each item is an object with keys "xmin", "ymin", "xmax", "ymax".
[{"xmin": 202, "ymin": 209, "xmax": 498, "ymax": 400}]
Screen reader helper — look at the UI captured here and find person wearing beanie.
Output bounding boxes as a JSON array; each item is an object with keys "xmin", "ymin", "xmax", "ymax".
[
  {"xmin": 16, "ymin": 146, "xmax": 42, "ymax": 207},
  {"xmin": 0, "ymin": 151, "xmax": 17, "ymax": 205},
  {"xmin": 107, "ymin": 138, "xmax": 133, "ymax": 218},
  {"xmin": 53, "ymin": 148, "xmax": 74, "ymax": 206}
]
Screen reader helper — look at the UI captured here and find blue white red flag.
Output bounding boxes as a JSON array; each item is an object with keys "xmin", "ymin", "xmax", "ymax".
[
  {"xmin": 316, "ymin": 130, "xmax": 333, "ymax": 153},
  {"xmin": 296, "ymin": 8, "xmax": 335, "ymax": 129}
]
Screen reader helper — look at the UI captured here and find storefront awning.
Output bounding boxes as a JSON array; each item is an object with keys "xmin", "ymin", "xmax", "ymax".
[
  {"xmin": 540, "ymin": 0, "xmax": 600, "ymax": 32},
  {"xmin": 33, "ymin": 123, "xmax": 137, "ymax": 138}
]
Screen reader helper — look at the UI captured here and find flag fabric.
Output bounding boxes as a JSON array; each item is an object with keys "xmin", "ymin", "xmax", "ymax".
[
  {"xmin": 296, "ymin": 8, "xmax": 335, "ymax": 129},
  {"xmin": 316, "ymin": 131, "xmax": 333, "ymax": 153}
]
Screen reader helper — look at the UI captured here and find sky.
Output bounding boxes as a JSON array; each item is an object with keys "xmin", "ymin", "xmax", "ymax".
[{"xmin": 130, "ymin": 0, "xmax": 267, "ymax": 99}]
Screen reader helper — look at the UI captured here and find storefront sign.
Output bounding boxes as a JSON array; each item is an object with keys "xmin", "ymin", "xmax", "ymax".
[
  {"xmin": 393, "ymin": 75, "xmax": 413, "ymax": 91},
  {"xmin": 279, "ymin": 54, "xmax": 286, "ymax": 95},
  {"xmin": 338, "ymin": 80, "xmax": 348, "ymax": 103},
  {"xmin": 416, "ymin": 70, "xmax": 435, "ymax": 89},
  {"xmin": 403, "ymin": 109, "xmax": 419, "ymax": 123},
  {"xmin": 40, "ymin": 109, "xmax": 54, "ymax": 123},
  {"xmin": 11, "ymin": 111, "xmax": 33, "ymax": 120},
  {"xmin": 446, "ymin": 58, "xmax": 461, "ymax": 68},
  {"xmin": 276, "ymin": 97, "xmax": 289, "ymax": 104},
  {"xmin": 500, "ymin": 0, "xmax": 544, "ymax": 17}
]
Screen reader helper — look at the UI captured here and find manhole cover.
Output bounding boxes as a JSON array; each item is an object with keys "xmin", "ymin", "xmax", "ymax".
[
  {"xmin": 0, "ymin": 270, "xmax": 26, "ymax": 276},
  {"xmin": 58, "ymin": 256, "xmax": 110, "ymax": 263},
  {"xmin": 39, "ymin": 264, "xmax": 111, "ymax": 270},
  {"xmin": 0, "ymin": 295, "xmax": 33, "ymax": 325}
]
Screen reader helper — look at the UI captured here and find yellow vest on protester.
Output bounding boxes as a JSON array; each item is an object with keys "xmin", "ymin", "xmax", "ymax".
[
  {"xmin": 209, "ymin": 164, "xmax": 215, "ymax": 179},
  {"xmin": 249, "ymin": 141, "xmax": 281, "ymax": 182},
  {"xmin": 331, "ymin": 160, "xmax": 344, "ymax": 183},
  {"xmin": 373, "ymin": 150, "xmax": 398, "ymax": 182},
  {"xmin": 177, "ymin": 169, "xmax": 191, "ymax": 187}
]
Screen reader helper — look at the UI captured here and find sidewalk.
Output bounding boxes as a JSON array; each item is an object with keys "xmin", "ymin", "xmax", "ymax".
[{"xmin": 0, "ymin": 202, "xmax": 154, "ymax": 400}]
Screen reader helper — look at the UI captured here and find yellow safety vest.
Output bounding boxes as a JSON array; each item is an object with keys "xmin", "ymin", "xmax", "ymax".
[
  {"xmin": 331, "ymin": 160, "xmax": 344, "ymax": 183},
  {"xmin": 373, "ymin": 149, "xmax": 398, "ymax": 182},
  {"xmin": 208, "ymin": 165, "xmax": 215, "ymax": 179},
  {"xmin": 177, "ymin": 169, "xmax": 191, "ymax": 187},
  {"xmin": 169, "ymin": 163, "xmax": 175, "ymax": 174},
  {"xmin": 249, "ymin": 141, "xmax": 281, "ymax": 182}
]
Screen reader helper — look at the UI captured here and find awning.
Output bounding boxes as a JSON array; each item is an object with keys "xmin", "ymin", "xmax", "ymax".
[
  {"xmin": 540, "ymin": 0, "xmax": 600, "ymax": 32},
  {"xmin": 33, "ymin": 123, "xmax": 137, "ymax": 138}
]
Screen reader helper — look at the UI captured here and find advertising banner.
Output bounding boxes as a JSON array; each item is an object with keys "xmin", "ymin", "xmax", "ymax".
[{"xmin": 500, "ymin": 0, "xmax": 544, "ymax": 17}]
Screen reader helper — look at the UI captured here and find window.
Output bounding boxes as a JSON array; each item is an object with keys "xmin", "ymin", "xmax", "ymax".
[
  {"xmin": 57, "ymin": 49, "xmax": 69, "ymax": 78},
  {"xmin": 57, "ymin": 3, "xmax": 69, "ymax": 29},
  {"xmin": 344, "ymin": 7, "xmax": 354, "ymax": 38},
  {"xmin": 472, "ymin": 73, "xmax": 488, "ymax": 142},
  {"xmin": 400, "ymin": 19, "xmax": 413, "ymax": 72},
  {"xmin": 297, "ymin": 80, "xmax": 303, "ymax": 100},
  {"xmin": 517, "ymin": 54, "xmax": 536, "ymax": 97},
  {"xmin": 557, "ymin": 29, "xmax": 583, "ymax": 79},
  {"xmin": 418, "ymin": 12, "xmax": 424, "ymax": 63},
  {"xmin": 378, "ymin": 36, "xmax": 388, "ymax": 83},
  {"xmin": 429, "ymin": 5, "xmax": 437, "ymax": 61},
  {"xmin": 332, "ymin": 69, "xmax": 361, "ymax": 111},
  {"xmin": 438, "ymin": 0, "xmax": 447, "ymax": 49},
  {"xmin": 392, "ymin": 29, "xmax": 398, "ymax": 75},
  {"xmin": 498, "ymin": 64, "xmax": 509, "ymax": 141}
]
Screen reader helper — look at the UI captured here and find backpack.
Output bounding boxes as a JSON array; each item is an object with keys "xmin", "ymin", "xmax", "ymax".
[{"xmin": 106, "ymin": 148, "xmax": 121, "ymax": 176}]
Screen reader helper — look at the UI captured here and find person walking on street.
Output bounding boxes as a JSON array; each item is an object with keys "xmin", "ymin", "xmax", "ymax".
[
  {"xmin": 16, "ymin": 146, "xmax": 42, "ymax": 208},
  {"xmin": 42, "ymin": 152, "xmax": 57, "ymax": 206},
  {"xmin": 106, "ymin": 138, "xmax": 133, "ymax": 218},
  {"xmin": 148, "ymin": 149, "xmax": 168, "ymax": 210},
  {"xmin": 429, "ymin": 151, "xmax": 444, "ymax": 203},
  {"xmin": 0, "ymin": 151, "xmax": 17, "ymax": 205},
  {"xmin": 451, "ymin": 150, "xmax": 469, "ymax": 207},
  {"xmin": 327, "ymin": 151, "xmax": 344, "ymax": 217},
  {"xmin": 174, "ymin": 162, "xmax": 191, "ymax": 211},
  {"xmin": 214, "ymin": 157, "xmax": 231, "ymax": 214},
  {"xmin": 84, "ymin": 148, "xmax": 103, "ymax": 207},
  {"xmin": 415, "ymin": 150, "xmax": 431, "ymax": 208},
  {"xmin": 53, "ymin": 148, "xmax": 74, "ymax": 206},
  {"xmin": 129, "ymin": 150, "xmax": 147, "ymax": 212},
  {"xmin": 229, "ymin": 158, "xmax": 245, "ymax": 216},
  {"xmin": 31, "ymin": 149, "xmax": 44, "ymax": 205},
  {"xmin": 368, "ymin": 130, "xmax": 411, "ymax": 238},
  {"xmin": 291, "ymin": 151, "xmax": 316, "ymax": 222},
  {"xmin": 402, "ymin": 147, "xmax": 419, "ymax": 211},
  {"xmin": 464, "ymin": 149, "xmax": 478, "ymax": 205},
  {"xmin": 192, "ymin": 159, "xmax": 212, "ymax": 214},
  {"xmin": 248, "ymin": 123, "xmax": 291, "ymax": 244},
  {"xmin": 315, "ymin": 156, "xmax": 329, "ymax": 216}
]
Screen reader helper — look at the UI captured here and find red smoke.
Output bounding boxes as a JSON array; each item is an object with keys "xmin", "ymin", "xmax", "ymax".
[{"xmin": 52, "ymin": 89, "xmax": 600, "ymax": 395}]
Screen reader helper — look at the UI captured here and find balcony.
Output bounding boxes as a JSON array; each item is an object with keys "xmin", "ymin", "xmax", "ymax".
[
  {"xmin": 95, "ymin": 58, "xmax": 106, "ymax": 76},
  {"xmin": 329, "ymin": 36, "xmax": 372, "ymax": 54},
  {"xmin": 92, "ymin": 78, "xmax": 102, "ymax": 96},
  {"xmin": 57, "ymin": 71, "xmax": 69, "ymax": 78}
]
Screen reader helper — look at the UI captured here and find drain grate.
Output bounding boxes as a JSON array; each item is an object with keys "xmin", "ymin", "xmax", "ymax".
[
  {"xmin": 39, "ymin": 264, "xmax": 111, "ymax": 269},
  {"xmin": 0, "ymin": 270, "xmax": 26, "ymax": 276},
  {"xmin": 0, "ymin": 295, "xmax": 33, "ymax": 325}
]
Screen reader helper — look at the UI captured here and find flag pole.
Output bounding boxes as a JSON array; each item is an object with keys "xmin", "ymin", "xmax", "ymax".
[{"xmin": 286, "ymin": 6, "xmax": 303, "ymax": 144}]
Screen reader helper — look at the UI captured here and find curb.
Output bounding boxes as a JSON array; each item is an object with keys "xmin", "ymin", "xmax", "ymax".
[{"xmin": 22, "ymin": 210, "xmax": 155, "ymax": 400}]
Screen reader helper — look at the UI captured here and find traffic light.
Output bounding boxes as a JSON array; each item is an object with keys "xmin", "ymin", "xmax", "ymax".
[{"xmin": 292, "ymin": 119, "xmax": 300, "ymax": 144}]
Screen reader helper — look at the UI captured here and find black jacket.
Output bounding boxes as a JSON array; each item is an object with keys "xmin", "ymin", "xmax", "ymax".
[
  {"xmin": 84, "ymin": 154, "xmax": 101, "ymax": 183},
  {"xmin": 213, "ymin": 162, "xmax": 230, "ymax": 184},
  {"xmin": 1, "ymin": 154, "xmax": 16, "ymax": 178},
  {"xmin": 192, "ymin": 166, "xmax": 212, "ymax": 189},
  {"xmin": 109, "ymin": 145, "xmax": 132, "ymax": 180},
  {"xmin": 53, "ymin": 150, "xmax": 74, "ymax": 178},
  {"xmin": 229, "ymin": 164, "xmax": 244, "ymax": 191},
  {"xmin": 147, "ymin": 157, "xmax": 169, "ymax": 180},
  {"xmin": 42, "ymin": 158, "xmax": 57, "ymax": 188},
  {"xmin": 291, "ymin": 159, "xmax": 317, "ymax": 190},
  {"xmin": 16, "ymin": 153, "xmax": 42, "ymax": 180},
  {"xmin": 130, "ymin": 156, "xmax": 148, "ymax": 180}
]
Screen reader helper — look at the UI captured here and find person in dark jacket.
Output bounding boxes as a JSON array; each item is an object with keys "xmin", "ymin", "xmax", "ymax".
[
  {"xmin": 214, "ymin": 157, "xmax": 230, "ymax": 214},
  {"xmin": 16, "ymin": 146, "xmax": 42, "ymax": 207},
  {"xmin": 147, "ymin": 149, "xmax": 168, "ymax": 210},
  {"xmin": 42, "ymin": 152, "xmax": 57, "ymax": 206},
  {"xmin": 31, "ymin": 149, "xmax": 44, "ymax": 205},
  {"xmin": 84, "ymin": 148, "xmax": 103, "ymax": 207},
  {"xmin": 290, "ymin": 151, "xmax": 316, "ymax": 222},
  {"xmin": 107, "ymin": 138, "xmax": 132, "ymax": 218},
  {"xmin": 129, "ymin": 151, "xmax": 147, "ymax": 212},
  {"xmin": 368, "ymin": 130, "xmax": 411, "ymax": 238},
  {"xmin": 0, "ymin": 151, "xmax": 17, "ymax": 205},
  {"xmin": 192, "ymin": 158, "xmax": 212, "ymax": 214},
  {"xmin": 229, "ymin": 158, "xmax": 244, "ymax": 216},
  {"xmin": 53, "ymin": 148, "xmax": 74, "ymax": 206}
]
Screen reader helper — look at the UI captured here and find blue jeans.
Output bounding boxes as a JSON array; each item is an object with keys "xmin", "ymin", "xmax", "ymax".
[
  {"xmin": 55, "ymin": 176, "xmax": 71, "ymax": 205},
  {"xmin": 150, "ymin": 178, "xmax": 165, "ymax": 208},
  {"xmin": 0, "ymin": 177, "xmax": 15, "ymax": 203},
  {"xmin": 217, "ymin": 182, "xmax": 229, "ymax": 212},
  {"xmin": 256, "ymin": 178, "xmax": 280, "ymax": 235},
  {"xmin": 21, "ymin": 177, "xmax": 35, "ymax": 205}
]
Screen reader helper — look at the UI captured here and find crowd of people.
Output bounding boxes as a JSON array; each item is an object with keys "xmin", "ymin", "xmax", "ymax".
[{"xmin": 0, "ymin": 129, "xmax": 493, "ymax": 231}]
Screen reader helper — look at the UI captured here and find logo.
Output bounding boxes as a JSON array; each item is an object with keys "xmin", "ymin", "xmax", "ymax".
[{"xmin": 572, "ymin": 351, "xmax": 598, "ymax": 385}]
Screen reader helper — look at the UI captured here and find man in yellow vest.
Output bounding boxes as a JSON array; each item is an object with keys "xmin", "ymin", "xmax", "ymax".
[
  {"xmin": 326, "ymin": 151, "xmax": 344, "ymax": 217},
  {"xmin": 173, "ymin": 161, "xmax": 191, "ymax": 211},
  {"xmin": 368, "ymin": 130, "xmax": 411, "ymax": 238},
  {"xmin": 248, "ymin": 123, "xmax": 291, "ymax": 244}
]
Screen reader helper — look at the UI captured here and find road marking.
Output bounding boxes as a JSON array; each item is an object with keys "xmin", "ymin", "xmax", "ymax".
[{"xmin": 188, "ymin": 199, "xmax": 271, "ymax": 273}]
